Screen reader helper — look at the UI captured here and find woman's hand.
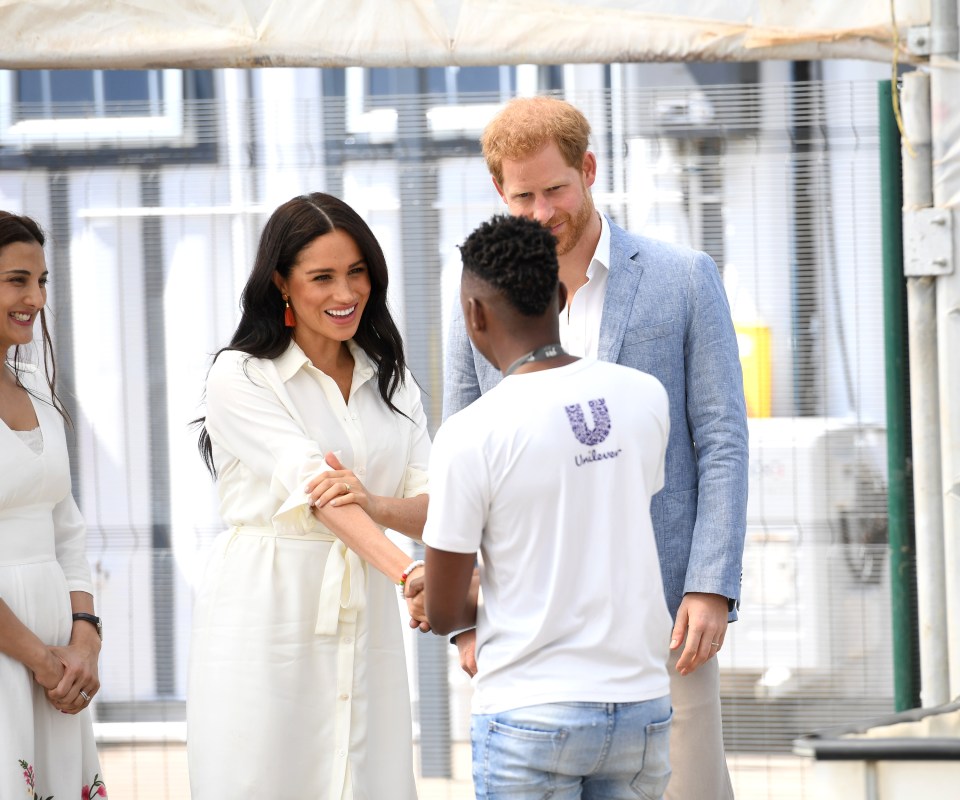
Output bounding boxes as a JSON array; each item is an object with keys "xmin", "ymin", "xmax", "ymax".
[
  {"xmin": 308, "ymin": 452, "xmax": 428, "ymax": 540},
  {"xmin": 305, "ymin": 452, "xmax": 382, "ymax": 521},
  {"xmin": 32, "ymin": 648, "xmax": 65, "ymax": 692},
  {"xmin": 45, "ymin": 635, "xmax": 100, "ymax": 714}
]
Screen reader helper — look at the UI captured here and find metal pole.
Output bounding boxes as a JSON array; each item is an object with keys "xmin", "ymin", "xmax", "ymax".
[
  {"xmin": 223, "ymin": 69, "xmax": 257, "ymax": 304},
  {"xmin": 930, "ymin": 0, "xmax": 960, "ymax": 699},
  {"xmin": 791, "ymin": 62, "xmax": 821, "ymax": 416},
  {"xmin": 865, "ymin": 761, "xmax": 880, "ymax": 800},
  {"xmin": 395, "ymin": 69, "xmax": 452, "ymax": 779},
  {"xmin": 47, "ymin": 174, "xmax": 80, "ymax": 487},
  {"xmin": 900, "ymin": 70, "xmax": 950, "ymax": 707},
  {"xmin": 140, "ymin": 171, "xmax": 177, "ymax": 698},
  {"xmin": 878, "ymin": 79, "xmax": 920, "ymax": 711}
]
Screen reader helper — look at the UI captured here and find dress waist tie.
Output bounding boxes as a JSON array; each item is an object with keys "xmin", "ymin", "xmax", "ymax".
[{"xmin": 228, "ymin": 524, "xmax": 366, "ymax": 635}]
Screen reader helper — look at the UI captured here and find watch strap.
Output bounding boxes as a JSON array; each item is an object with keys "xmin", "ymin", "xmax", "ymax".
[{"xmin": 72, "ymin": 612, "xmax": 103, "ymax": 640}]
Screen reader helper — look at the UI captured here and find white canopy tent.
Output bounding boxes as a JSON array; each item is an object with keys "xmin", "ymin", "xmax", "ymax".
[
  {"xmin": 3, "ymin": 0, "xmax": 958, "ymax": 712},
  {"xmin": 0, "ymin": 0, "xmax": 931, "ymax": 68}
]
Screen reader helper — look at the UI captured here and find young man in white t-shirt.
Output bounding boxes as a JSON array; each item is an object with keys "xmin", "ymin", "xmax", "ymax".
[{"xmin": 421, "ymin": 213, "xmax": 673, "ymax": 799}]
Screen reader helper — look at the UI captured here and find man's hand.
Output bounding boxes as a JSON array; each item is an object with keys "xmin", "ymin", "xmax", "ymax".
[
  {"xmin": 404, "ymin": 570, "xmax": 430, "ymax": 632},
  {"xmin": 455, "ymin": 628, "xmax": 477, "ymax": 677},
  {"xmin": 670, "ymin": 592, "xmax": 729, "ymax": 676}
]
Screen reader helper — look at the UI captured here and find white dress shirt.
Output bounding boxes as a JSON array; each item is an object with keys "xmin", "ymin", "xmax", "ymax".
[{"xmin": 559, "ymin": 212, "xmax": 611, "ymax": 358}]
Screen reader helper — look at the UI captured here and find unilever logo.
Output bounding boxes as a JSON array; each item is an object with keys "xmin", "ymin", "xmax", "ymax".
[
  {"xmin": 565, "ymin": 398, "xmax": 621, "ymax": 466},
  {"xmin": 565, "ymin": 399, "xmax": 611, "ymax": 445}
]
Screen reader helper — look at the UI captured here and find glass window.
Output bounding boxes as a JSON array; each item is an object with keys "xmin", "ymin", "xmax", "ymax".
[
  {"xmin": 447, "ymin": 67, "xmax": 504, "ymax": 95},
  {"xmin": 1, "ymin": 69, "xmax": 185, "ymax": 146},
  {"xmin": 14, "ymin": 69, "xmax": 167, "ymax": 120},
  {"xmin": 366, "ymin": 66, "xmax": 516, "ymax": 108},
  {"xmin": 103, "ymin": 70, "xmax": 152, "ymax": 103},
  {"xmin": 345, "ymin": 65, "xmax": 558, "ymax": 139},
  {"xmin": 49, "ymin": 71, "xmax": 96, "ymax": 108},
  {"xmin": 16, "ymin": 71, "xmax": 44, "ymax": 105},
  {"xmin": 103, "ymin": 70, "xmax": 157, "ymax": 115},
  {"xmin": 368, "ymin": 68, "xmax": 400, "ymax": 99}
]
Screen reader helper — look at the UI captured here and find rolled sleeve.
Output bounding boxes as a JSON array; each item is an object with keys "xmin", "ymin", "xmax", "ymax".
[
  {"xmin": 206, "ymin": 351, "xmax": 333, "ymax": 534},
  {"xmin": 402, "ymin": 466, "xmax": 429, "ymax": 499},
  {"xmin": 270, "ymin": 452, "xmax": 337, "ymax": 535}
]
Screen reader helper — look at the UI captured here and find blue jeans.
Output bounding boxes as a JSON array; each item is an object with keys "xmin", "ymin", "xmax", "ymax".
[{"xmin": 471, "ymin": 696, "xmax": 672, "ymax": 800}]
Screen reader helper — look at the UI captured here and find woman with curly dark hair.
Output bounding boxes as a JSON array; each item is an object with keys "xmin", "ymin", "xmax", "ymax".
[
  {"xmin": 0, "ymin": 210, "xmax": 106, "ymax": 799},
  {"xmin": 188, "ymin": 193, "xmax": 428, "ymax": 798}
]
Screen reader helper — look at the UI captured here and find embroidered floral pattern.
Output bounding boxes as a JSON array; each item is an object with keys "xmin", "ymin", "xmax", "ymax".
[
  {"xmin": 82, "ymin": 774, "xmax": 106, "ymax": 799},
  {"xmin": 18, "ymin": 759, "xmax": 53, "ymax": 800},
  {"xmin": 564, "ymin": 398, "xmax": 612, "ymax": 446},
  {"xmin": 16, "ymin": 759, "xmax": 107, "ymax": 800}
]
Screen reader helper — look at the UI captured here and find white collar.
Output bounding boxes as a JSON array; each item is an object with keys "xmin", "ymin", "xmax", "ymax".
[
  {"xmin": 586, "ymin": 212, "xmax": 612, "ymax": 279},
  {"xmin": 274, "ymin": 339, "xmax": 375, "ymax": 384}
]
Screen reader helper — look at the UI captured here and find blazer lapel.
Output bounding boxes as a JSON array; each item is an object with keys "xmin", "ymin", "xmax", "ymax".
[{"xmin": 598, "ymin": 219, "xmax": 644, "ymax": 363}]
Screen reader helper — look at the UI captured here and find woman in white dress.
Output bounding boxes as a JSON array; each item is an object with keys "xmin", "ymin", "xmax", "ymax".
[
  {"xmin": 0, "ymin": 211, "xmax": 106, "ymax": 799},
  {"xmin": 188, "ymin": 193, "xmax": 429, "ymax": 799}
]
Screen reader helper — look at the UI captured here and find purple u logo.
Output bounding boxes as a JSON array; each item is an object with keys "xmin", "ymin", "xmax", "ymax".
[{"xmin": 564, "ymin": 399, "xmax": 611, "ymax": 446}]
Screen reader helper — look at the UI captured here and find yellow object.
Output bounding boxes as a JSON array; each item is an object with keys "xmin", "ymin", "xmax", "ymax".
[{"xmin": 735, "ymin": 323, "xmax": 772, "ymax": 418}]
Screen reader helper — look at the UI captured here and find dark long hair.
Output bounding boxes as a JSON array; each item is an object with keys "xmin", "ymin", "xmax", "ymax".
[
  {"xmin": 197, "ymin": 192, "xmax": 409, "ymax": 474},
  {"xmin": 0, "ymin": 211, "xmax": 69, "ymax": 421}
]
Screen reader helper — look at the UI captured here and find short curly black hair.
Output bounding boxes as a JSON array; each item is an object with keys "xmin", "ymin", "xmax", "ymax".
[{"xmin": 459, "ymin": 214, "xmax": 558, "ymax": 316}]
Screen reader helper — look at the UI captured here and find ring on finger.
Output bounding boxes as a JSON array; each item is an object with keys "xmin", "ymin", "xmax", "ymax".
[
  {"xmin": 79, "ymin": 690, "xmax": 90, "ymax": 702},
  {"xmin": 710, "ymin": 642, "xmax": 721, "ymax": 648}
]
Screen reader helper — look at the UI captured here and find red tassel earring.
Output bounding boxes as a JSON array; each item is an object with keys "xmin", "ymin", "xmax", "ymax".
[{"xmin": 283, "ymin": 295, "xmax": 295, "ymax": 327}]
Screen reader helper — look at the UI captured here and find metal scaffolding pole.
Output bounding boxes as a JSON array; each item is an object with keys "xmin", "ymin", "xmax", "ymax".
[
  {"xmin": 929, "ymin": 0, "xmax": 960, "ymax": 698},
  {"xmin": 900, "ymin": 70, "xmax": 950, "ymax": 707},
  {"xmin": 879, "ymin": 79, "xmax": 920, "ymax": 712}
]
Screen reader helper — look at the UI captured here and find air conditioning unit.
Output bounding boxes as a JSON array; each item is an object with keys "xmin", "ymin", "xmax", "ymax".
[{"xmin": 719, "ymin": 418, "xmax": 892, "ymax": 698}]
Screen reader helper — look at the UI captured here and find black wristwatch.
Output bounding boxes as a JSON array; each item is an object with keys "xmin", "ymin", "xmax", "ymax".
[{"xmin": 72, "ymin": 612, "xmax": 103, "ymax": 641}]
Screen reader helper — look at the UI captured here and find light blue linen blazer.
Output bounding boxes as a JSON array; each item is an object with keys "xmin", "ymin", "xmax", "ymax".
[{"xmin": 442, "ymin": 217, "xmax": 749, "ymax": 621}]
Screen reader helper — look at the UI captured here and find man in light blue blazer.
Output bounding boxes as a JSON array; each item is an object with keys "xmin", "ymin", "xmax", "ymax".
[{"xmin": 443, "ymin": 96, "xmax": 748, "ymax": 800}]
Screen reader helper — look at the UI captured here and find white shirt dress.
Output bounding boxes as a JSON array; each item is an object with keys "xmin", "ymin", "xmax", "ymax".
[{"xmin": 187, "ymin": 341, "xmax": 429, "ymax": 799}]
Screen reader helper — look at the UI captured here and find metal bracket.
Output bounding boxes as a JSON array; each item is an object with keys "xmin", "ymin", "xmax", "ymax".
[
  {"xmin": 907, "ymin": 23, "xmax": 960, "ymax": 57},
  {"xmin": 906, "ymin": 26, "xmax": 932, "ymax": 57},
  {"xmin": 904, "ymin": 207, "xmax": 954, "ymax": 277}
]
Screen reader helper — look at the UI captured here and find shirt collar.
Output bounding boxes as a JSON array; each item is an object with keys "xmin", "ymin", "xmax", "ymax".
[
  {"xmin": 587, "ymin": 212, "xmax": 612, "ymax": 279},
  {"xmin": 274, "ymin": 338, "xmax": 376, "ymax": 384}
]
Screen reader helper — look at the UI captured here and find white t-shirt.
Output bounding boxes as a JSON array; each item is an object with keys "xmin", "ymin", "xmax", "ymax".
[{"xmin": 423, "ymin": 358, "xmax": 672, "ymax": 714}]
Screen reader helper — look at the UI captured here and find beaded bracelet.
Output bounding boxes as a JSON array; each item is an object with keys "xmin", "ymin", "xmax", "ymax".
[{"xmin": 398, "ymin": 559, "xmax": 425, "ymax": 590}]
